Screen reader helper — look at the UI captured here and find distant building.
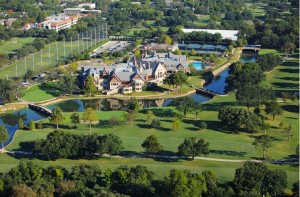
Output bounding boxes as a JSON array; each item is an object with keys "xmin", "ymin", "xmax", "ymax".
[
  {"xmin": 77, "ymin": 3, "xmax": 96, "ymax": 9},
  {"xmin": 140, "ymin": 43, "xmax": 178, "ymax": 52},
  {"xmin": 37, "ymin": 14, "xmax": 81, "ymax": 32},
  {"xmin": 0, "ymin": 18, "xmax": 16, "ymax": 27},
  {"xmin": 182, "ymin": 29, "xmax": 239, "ymax": 41},
  {"xmin": 64, "ymin": 8, "xmax": 85, "ymax": 15}
]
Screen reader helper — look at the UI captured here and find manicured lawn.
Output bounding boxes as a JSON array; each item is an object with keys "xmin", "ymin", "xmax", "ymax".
[
  {"xmin": 21, "ymin": 82, "xmax": 59, "ymax": 102},
  {"xmin": 259, "ymin": 48, "xmax": 282, "ymax": 55},
  {"xmin": 0, "ymin": 37, "xmax": 35, "ymax": 55}
]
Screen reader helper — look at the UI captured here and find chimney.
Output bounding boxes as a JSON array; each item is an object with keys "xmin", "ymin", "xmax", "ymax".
[{"xmin": 138, "ymin": 63, "xmax": 143, "ymax": 73}]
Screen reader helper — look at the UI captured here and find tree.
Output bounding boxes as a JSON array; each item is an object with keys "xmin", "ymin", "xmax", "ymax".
[
  {"xmin": 66, "ymin": 62, "xmax": 79, "ymax": 74},
  {"xmin": 196, "ymin": 121, "xmax": 207, "ymax": 130},
  {"xmin": 49, "ymin": 107, "xmax": 64, "ymax": 129},
  {"xmin": 124, "ymin": 110, "xmax": 137, "ymax": 124},
  {"xmin": 253, "ymin": 135, "xmax": 273, "ymax": 160},
  {"xmin": 102, "ymin": 133, "xmax": 123, "ymax": 158},
  {"xmin": 163, "ymin": 34, "xmax": 172, "ymax": 44},
  {"xmin": 37, "ymin": 121, "xmax": 43, "ymax": 129},
  {"xmin": 0, "ymin": 125, "xmax": 9, "ymax": 148},
  {"xmin": 57, "ymin": 74, "xmax": 79, "ymax": 96},
  {"xmin": 191, "ymin": 102, "xmax": 202, "ymax": 119},
  {"xmin": 233, "ymin": 162, "xmax": 281, "ymax": 195},
  {"xmin": 163, "ymin": 74, "xmax": 174, "ymax": 93},
  {"xmin": 23, "ymin": 69, "xmax": 34, "ymax": 81},
  {"xmin": 108, "ymin": 116, "xmax": 122, "ymax": 128},
  {"xmin": 292, "ymin": 181, "xmax": 299, "ymax": 197},
  {"xmin": 82, "ymin": 108, "xmax": 97, "ymax": 130},
  {"xmin": 172, "ymin": 116, "xmax": 181, "ymax": 131},
  {"xmin": 178, "ymin": 137, "xmax": 209, "ymax": 160},
  {"xmin": 127, "ymin": 97, "xmax": 140, "ymax": 111},
  {"xmin": 18, "ymin": 118, "xmax": 24, "ymax": 129},
  {"xmin": 151, "ymin": 119, "xmax": 160, "ymax": 128},
  {"xmin": 141, "ymin": 135, "xmax": 163, "ymax": 154},
  {"xmin": 172, "ymin": 96, "xmax": 194, "ymax": 117},
  {"xmin": 84, "ymin": 75, "xmax": 97, "ymax": 97},
  {"xmin": 0, "ymin": 79, "xmax": 21, "ymax": 103},
  {"xmin": 146, "ymin": 110, "xmax": 155, "ymax": 123},
  {"xmin": 281, "ymin": 124, "xmax": 293, "ymax": 142},
  {"xmin": 262, "ymin": 169, "xmax": 287, "ymax": 196},
  {"xmin": 163, "ymin": 169, "xmax": 207, "ymax": 197},
  {"xmin": 11, "ymin": 184, "xmax": 37, "ymax": 197},
  {"xmin": 174, "ymin": 71, "xmax": 188, "ymax": 93},
  {"xmin": 28, "ymin": 120, "xmax": 35, "ymax": 130},
  {"xmin": 134, "ymin": 49, "xmax": 141, "ymax": 59},
  {"xmin": 281, "ymin": 42, "xmax": 295, "ymax": 57},
  {"xmin": 265, "ymin": 100, "xmax": 282, "ymax": 120},
  {"xmin": 236, "ymin": 85, "xmax": 274, "ymax": 110},
  {"xmin": 70, "ymin": 112, "xmax": 80, "ymax": 126}
]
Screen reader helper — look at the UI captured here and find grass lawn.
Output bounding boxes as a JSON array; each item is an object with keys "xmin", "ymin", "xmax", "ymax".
[
  {"xmin": 0, "ymin": 37, "xmax": 35, "ymax": 55},
  {"xmin": 259, "ymin": 48, "xmax": 282, "ymax": 55},
  {"xmin": 0, "ymin": 39, "xmax": 105, "ymax": 80},
  {"xmin": 21, "ymin": 82, "xmax": 59, "ymax": 102}
]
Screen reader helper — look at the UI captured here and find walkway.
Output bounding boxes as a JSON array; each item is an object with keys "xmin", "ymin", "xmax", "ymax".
[{"xmin": 3, "ymin": 148, "xmax": 298, "ymax": 165}]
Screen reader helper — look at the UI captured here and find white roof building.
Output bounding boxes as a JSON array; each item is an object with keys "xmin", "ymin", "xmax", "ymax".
[
  {"xmin": 77, "ymin": 3, "xmax": 96, "ymax": 9},
  {"xmin": 182, "ymin": 29, "xmax": 239, "ymax": 41}
]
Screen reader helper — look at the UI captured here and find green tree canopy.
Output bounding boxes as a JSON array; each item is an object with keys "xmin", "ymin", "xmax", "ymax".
[
  {"xmin": 141, "ymin": 135, "xmax": 163, "ymax": 154},
  {"xmin": 265, "ymin": 100, "xmax": 282, "ymax": 121},
  {"xmin": 178, "ymin": 137, "xmax": 210, "ymax": 160},
  {"xmin": 84, "ymin": 75, "xmax": 97, "ymax": 97},
  {"xmin": 253, "ymin": 135, "xmax": 273, "ymax": 160},
  {"xmin": 82, "ymin": 107, "xmax": 97, "ymax": 130},
  {"xmin": 49, "ymin": 107, "xmax": 64, "ymax": 129},
  {"xmin": 0, "ymin": 125, "xmax": 9, "ymax": 148}
]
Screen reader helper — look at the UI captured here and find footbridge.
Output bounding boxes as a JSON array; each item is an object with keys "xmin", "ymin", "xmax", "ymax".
[
  {"xmin": 28, "ymin": 104, "xmax": 52, "ymax": 116},
  {"xmin": 242, "ymin": 45, "xmax": 261, "ymax": 52},
  {"xmin": 196, "ymin": 88, "xmax": 219, "ymax": 97}
]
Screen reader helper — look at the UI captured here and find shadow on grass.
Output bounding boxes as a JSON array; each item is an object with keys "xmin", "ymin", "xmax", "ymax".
[
  {"xmin": 203, "ymin": 102, "xmax": 239, "ymax": 111},
  {"xmin": 272, "ymin": 82, "xmax": 299, "ymax": 89},
  {"xmin": 160, "ymin": 119, "xmax": 173, "ymax": 123},
  {"xmin": 282, "ymin": 61, "xmax": 300, "ymax": 67},
  {"xmin": 210, "ymin": 150, "xmax": 246, "ymax": 157},
  {"xmin": 281, "ymin": 105, "xmax": 299, "ymax": 114},
  {"xmin": 136, "ymin": 124, "xmax": 172, "ymax": 132},
  {"xmin": 43, "ymin": 123, "xmax": 72, "ymax": 130},
  {"xmin": 139, "ymin": 108, "xmax": 177, "ymax": 117},
  {"xmin": 278, "ymin": 68, "xmax": 299, "ymax": 73},
  {"xmin": 279, "ymin": 77, "xmax": 299, "ymax": 81},
  {"xmin": 39, "ymin": 83, "xmax": 60, "ymax": 97},
  {"xmin": 185, "ymin": 127, "xmax": 199, "ymax": 131}
]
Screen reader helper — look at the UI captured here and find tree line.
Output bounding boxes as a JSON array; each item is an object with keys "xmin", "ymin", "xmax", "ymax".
[{"xmin": 0, "ymin": 160, "xmax": 295, "ymax": 197}]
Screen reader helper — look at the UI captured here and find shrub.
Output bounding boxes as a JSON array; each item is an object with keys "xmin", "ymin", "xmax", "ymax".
[
  {"xmin": 37, "ymin": 121, "xmax": 43, "ymax": 129},
  {"xmin": 28, "ymin": 120, "xmax": 35, "ymax": 130},
  {"xmin": 151, "ymin": 119, "xmax": 161, "ymax": 128},
  {"xmin": 197, "ymin": 121, "xmax": 207, "ymax": 130},
  {"xmin": 108, "ymin": 116, "xmax": 122, "ymax": 127}
]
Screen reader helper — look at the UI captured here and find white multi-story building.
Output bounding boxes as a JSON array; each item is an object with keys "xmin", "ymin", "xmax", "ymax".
[{"xmin": 37, "ymin": 14, "xmax": 81, "ymax": 32}]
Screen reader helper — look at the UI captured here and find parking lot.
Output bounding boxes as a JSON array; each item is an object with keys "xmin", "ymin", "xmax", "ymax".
[{"xmin": 93, "ymin": 41, "xmax": 132, "ymax": 54}]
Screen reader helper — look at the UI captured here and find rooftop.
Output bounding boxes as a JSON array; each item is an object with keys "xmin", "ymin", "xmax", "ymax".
[{"xmin": 182, "ymin": 29, "xmax": 239, "ymax": 41}]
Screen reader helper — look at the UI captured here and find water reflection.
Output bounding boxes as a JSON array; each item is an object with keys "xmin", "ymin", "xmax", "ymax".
[
  {"xmin": 49, "ymin": 94, "xmax": 211, "ymax": 112},
  {"xmin": 0, "ymin": 108, "xmax": 47, "ymax": 147},
  {"xmin": 0, "ymin": 112, "xmax": 27, "ymax": 126}
]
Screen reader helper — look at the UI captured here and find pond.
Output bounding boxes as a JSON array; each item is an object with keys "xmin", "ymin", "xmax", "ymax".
[
  {"xmin": 0, "ymin": 52, "xmax": 257, "ymax": 147},
  {"xmin": 203, "ymin": 52, "xmax": 257, "ymax": 95}
]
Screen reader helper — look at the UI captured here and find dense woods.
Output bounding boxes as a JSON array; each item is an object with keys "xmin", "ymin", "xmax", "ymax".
[{"xmin": 0, "ymin": 160, "xmax": 291, "ymax": 197}]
